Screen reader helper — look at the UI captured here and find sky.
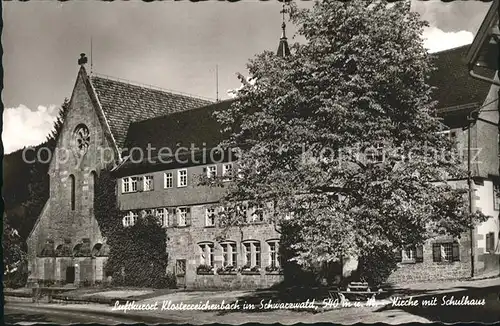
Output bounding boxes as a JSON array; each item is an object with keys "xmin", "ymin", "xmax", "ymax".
[{"xmin": 2, "ymin": 0, "xmax": 492, "ymax": 154}]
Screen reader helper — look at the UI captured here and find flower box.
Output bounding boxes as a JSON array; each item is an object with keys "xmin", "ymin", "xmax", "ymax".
[
  {"xmin": 217, "ymin": 265, "xmax": 237, "ymax": 275},
  {"xmin": 239, "ymin": 265, "xmax": 261, "ymax": 275},
  {"xmin": 265, "ymin": 265, "xmax": 283, "ymax": 274},
  {"xmin": 196, "ymin": 264, "xmax": 215, "ymax": 275}
]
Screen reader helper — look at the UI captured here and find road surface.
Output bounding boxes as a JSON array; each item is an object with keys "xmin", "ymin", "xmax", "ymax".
[
  {"xmin": 4, "ymin": 283, "xmax": 499, "ymax": 324},
  {"xmin": 4, "ymin": 300, "xmax": 170, "ymax": 325}
]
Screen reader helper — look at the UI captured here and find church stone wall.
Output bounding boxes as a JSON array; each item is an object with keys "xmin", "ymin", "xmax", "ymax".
[{"xmin": 27, "ymin": 70, "xmax": 115, "ymax": 285}]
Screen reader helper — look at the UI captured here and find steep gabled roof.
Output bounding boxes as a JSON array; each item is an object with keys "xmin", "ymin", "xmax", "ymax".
[
  {"xmin": 124, "ymin": 99, "xmax": 234, "ymax": 151},
  {"xmin": 90, "ymin": 75, "xmax": 214, "ymax": 148},
  {"xmin": 430, "ymin": 45, "xmax": 494, "ymax": 112},
  {"xmin": 113, "ymin": 99, "xmax": 234, "ymax": 174}
]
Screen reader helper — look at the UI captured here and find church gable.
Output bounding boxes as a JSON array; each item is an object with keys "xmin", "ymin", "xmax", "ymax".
[{"xmin": 48, "ymin": 67, "xmax": 119, "ymax": 173}]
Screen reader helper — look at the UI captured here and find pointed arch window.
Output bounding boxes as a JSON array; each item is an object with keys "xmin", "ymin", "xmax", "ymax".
[
  {"xmin": 90, "ymin": 171, "xmax": 97, "ymax": 206},
  {"xmin": 70, "ymin": 174, "xmax": 76, "ymax": 211}
]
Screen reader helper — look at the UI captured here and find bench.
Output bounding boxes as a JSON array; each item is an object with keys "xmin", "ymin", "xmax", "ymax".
[
  {"xmin": 328, "ymin": 282, "xmax": 387, "ymax": 302},
  {"xmin": 32, "ymin": 287, "xmax": 77, "ymax": 303}
]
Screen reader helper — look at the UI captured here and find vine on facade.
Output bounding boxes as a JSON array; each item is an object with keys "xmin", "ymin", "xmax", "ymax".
[{"xmin": 94, "ymin": 169, "xmax": 174, "ymax": 288}]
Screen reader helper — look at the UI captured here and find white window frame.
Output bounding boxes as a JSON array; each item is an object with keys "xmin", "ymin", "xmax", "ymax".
[
  {"xmin": 402, "ymin": 247, "xmax": 415, "ymax": 262},
  {"xmin": 222, "ymin": 163, "xmax": 233, "ymax": 181},
  {"xmin": 248, "ymin": 204, "xmax": 264, "ymax": 223},
  {"xmin": 207, "ymin": 165, "xmax": 217, "ymax": 178},
  {"xmin": 221, "ymin": 242, "xmax": 237, "ymax": 267},
  {"xmin": 155, "ymin": 208, "xmax": 168, "ymax": 227},
  {"xmin": 143, "ymin": 175, "xmax": 154, "ymax": 191},
  {"xmin": 205, "ymin": 207, "xmax": 216, "ymax": 227},
  {"xmin": 122, "ymin": 211, "xmax": 138, "ymax": 227},
  {"xmin": 199, "ymin": 243, "xmax": 215, "ymax": 267},
  {"xmin": 177, "ymin": 207, "xmax": 187, "ymax": 226},
  {"xmin": 441, "ymin": 243, "xmax": 453, "ymax": 262},
  {"xmin": 268, "ymin": 240, "xmax": 280, "ymax": 268},
  {"xmin": 122, "ymin": 178, "xmax": 130, "ymax": 193},
  {"xmin": 242, "ymin": 241, "xmax": 261, "ymax": 267},
  {"xmin": 177, "ymin": 169, "xmax": 187, "ymax": 188},
  {"xmin": 122, "ymin": 177, "xmax": 137, "ymax": 193},
  {"xmin": 131, "ymin": 177, "xmax": 138, "ymax": 192},
  {"xmin": 164, "ymin": 172, "xmax": 173, "ymax": 189}
]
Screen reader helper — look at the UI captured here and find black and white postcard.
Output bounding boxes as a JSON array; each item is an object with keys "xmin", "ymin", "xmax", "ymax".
[{"xmin": 3, "ymin": 0, "xmax": 499, "ymax": 324}]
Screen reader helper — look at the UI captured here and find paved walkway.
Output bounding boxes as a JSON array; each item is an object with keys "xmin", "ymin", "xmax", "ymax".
[
  {"xmin": 389, "ymin": 275, "xmax": 500, "ymax": 295},
  {"xmin": 5, "ymin": 276, "xmax": 499, "ymax": 324}
]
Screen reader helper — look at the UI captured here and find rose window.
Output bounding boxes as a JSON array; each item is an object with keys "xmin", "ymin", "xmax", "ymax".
[{"xmin": 73, "ymin": 124, "xmax": 90, "ymax": 154}]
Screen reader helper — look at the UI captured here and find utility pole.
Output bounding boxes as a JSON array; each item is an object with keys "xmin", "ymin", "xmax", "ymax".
[{"xmin": 467, "ymin": 113, "xmax": 475, "ymax": 278}]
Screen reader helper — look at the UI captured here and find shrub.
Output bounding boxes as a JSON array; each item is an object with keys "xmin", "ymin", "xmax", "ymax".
[
  {"xmin": 357, "ymin": 245, "xmax": 398, "ymax": 286},
  {"xmin": 153, "ymin": 272, "xmax": 177, "ymax": 289},
  {"xmin": 3, "ymin": 269, "xmax": 28, "ymax": 289},
  {"xmin": 95, "ymin": 169, "xmax": 168, "ymax": 288}
]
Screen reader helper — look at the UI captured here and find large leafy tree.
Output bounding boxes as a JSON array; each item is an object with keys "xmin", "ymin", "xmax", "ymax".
[{"xmin": 213, "ymin": 0, "xmax": 486, "ymax": 280}]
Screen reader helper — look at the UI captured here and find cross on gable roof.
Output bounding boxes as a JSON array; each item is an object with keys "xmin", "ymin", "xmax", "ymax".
[{"xmin": 89, "ymin": 75, "xmax": 214, "ymax": 148}]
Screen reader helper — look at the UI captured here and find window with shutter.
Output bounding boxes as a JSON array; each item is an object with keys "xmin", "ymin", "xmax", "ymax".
[
  {"xmin": 415, "ymin": 245, "xmax": 424, "ymax": 263},
  {"xmin": 137, "ymin": 176, "xmax": 144, "ymax": 192},
  {"xmin": 395, "ymin": 248, "xmax": 402, "ymax": 262},
  {"xmin": 452, "ymin": 242, "xmax": 460, "ymax": 261},
  {"xmin": 186, "ymin": 207, "xmax": 192, "ymax": 226},
  {"xmin": 494, "ymin": 184, "xmax": 500, "ymax": 210},
  {"xmin": 432, "ymin": 243, "xmax": 441, "ymax": 262},
  {"xmin": 177, "ymin": 207, "xmax": 188, "ymax": 226},
  {"xmin": 143, "ymin": 175, "xmax": 154, "ymax": 191},
  {"xmin": 131, "ymin": 177, "xmax": 139, "ymax": 192},
  {"xmin": 168, "ymin": 208, "xmax": 175, "ymax": 227},
  {"xmin": 486, "ymin": 232, "xmax": 495, "ymax": 253},
  {"xmin": 205, "ymin": 207, "xmax": 216, "ymax": 227}
]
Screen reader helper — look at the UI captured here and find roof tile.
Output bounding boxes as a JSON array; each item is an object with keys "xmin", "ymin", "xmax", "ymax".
[
  {"xmin": 90, "ymin": 76, "xmax": 213, "ymax": 147},
  {"xmin": 430, "ymin": 45, "xmax": 494, "ymax": 111}
]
